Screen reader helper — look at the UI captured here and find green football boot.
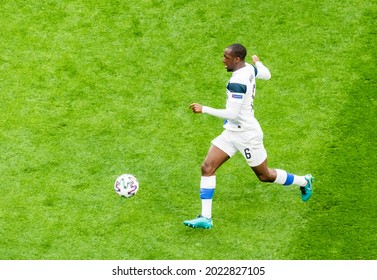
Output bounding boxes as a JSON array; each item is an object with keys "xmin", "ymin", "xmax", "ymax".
[
  {"xmin": 183, "ymin": 215, "xmax": 213, "ymax": 229},
  {"xmin": 300, "ymin": 174, "xmax": 313, "ymax": 202}
]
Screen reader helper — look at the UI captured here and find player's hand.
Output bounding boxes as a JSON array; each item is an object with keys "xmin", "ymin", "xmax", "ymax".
[
  {"xmin": 252, "ymin": 55, "xmax": 260, "ymax": 64},
  {"xmin": 189, "ymin": 103, "xmax": 203, "ymax": 114}
]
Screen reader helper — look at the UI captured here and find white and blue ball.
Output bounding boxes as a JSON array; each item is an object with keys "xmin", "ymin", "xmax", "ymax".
[{"xmin": 114, "ymin": 174, "xmax": 139, "ymax": 198}]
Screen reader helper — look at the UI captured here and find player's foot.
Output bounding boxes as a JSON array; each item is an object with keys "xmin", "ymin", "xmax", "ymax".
[
  {"xmin": 300, "ymin": 174, "xmax": 313, "ymax": 202},
  {"xmin": 183, "ymin": 215, "xmax": 213, "ymax": 229}
]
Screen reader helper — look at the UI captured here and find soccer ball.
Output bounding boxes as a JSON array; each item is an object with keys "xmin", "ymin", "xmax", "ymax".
[{"xmin": 114, "ymin": 174, "xmax": 139, "ymax": 198}]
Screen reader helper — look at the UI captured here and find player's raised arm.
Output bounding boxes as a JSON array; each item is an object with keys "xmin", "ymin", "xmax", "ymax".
[{"xmin": 252, "ymin": 55, "xmax": 271, "ymax": 80}]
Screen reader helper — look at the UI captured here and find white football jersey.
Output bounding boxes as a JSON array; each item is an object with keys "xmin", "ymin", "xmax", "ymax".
[{"xmin": 223, "ymin": 62, "xmax": 265, "ymax": 131}]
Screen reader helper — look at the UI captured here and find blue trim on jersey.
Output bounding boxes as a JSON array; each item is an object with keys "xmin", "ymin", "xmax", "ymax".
[
  {"xmin": 253, "ymin": 65, "xmax": 258, "ymax": 77},
  {"xmin": 283, "ymin": 173, "xmax": 294, "ymax": 186},
  {"xmin": 227, "ymin": 83, "xmax": 247, "ymax": 94},
  {"xmin": 200, "ymin": 188, "xmax": 215, "ymax": 199}
]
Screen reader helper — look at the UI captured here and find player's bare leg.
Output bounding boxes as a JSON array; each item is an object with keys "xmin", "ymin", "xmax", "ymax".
[
  {"xmin": 201, "ymin": 145, "xmax": 230, "ymax": 176},
  {"xmin": 251, "ymin": 159, "xmax": 277, "ymax": 182}
]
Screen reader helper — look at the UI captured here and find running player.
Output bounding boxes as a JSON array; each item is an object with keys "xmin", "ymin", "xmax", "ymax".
[{"xmin": 184, "ymin": 44, "xmax": 313, "ymax": 229}]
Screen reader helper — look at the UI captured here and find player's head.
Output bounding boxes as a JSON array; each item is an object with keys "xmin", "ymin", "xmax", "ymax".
[
  {"xmin": 227, "ymin": 44, "xmax": 247, "ymax": 60},
  {"xmin": 223, "ymin": 44, "xmax": 247, "ymax": 72}
]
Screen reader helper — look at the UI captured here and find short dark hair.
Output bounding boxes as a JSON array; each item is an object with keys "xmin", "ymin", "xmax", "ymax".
[{"xmin": 228, "ymin": 44, "xmax": 247, "ymax": 60}]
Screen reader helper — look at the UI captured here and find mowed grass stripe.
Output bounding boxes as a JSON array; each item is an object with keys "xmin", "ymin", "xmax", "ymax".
[{"xmin": 286, "ymin": 0, "xmax": 377, "ymax": 259}]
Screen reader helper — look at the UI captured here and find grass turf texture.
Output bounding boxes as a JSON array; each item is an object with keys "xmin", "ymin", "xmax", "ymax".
[{"xmin": 0, "ymin": 0, "xmax": 376, "ymax": 260}]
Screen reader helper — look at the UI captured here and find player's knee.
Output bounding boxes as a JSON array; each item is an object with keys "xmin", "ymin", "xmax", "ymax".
[{"xmin": 201, "ymin": 162, "xmax": 215, "ymax": 176}]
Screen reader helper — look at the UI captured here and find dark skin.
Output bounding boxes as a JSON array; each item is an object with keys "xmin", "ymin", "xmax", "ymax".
[{"xmin": 189, "ymin": 47, "xmax": 277, "ymax": 182}]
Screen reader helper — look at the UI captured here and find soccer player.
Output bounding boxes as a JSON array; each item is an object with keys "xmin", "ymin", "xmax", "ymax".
[{"xmin": 184, "ymin": 44, "xmax": 313, "ymax": 229}]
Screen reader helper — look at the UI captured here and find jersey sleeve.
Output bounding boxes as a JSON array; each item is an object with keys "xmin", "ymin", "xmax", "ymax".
[
  {"xmin": 255, "ymin": 61, "xmax": 271, "ymax": 80},
  {"xmin": 202, "ymin": 102, "xmax": 241, "ymax": 120}
]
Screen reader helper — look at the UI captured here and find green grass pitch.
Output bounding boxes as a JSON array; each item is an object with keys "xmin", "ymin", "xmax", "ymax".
[{"xmin": 0, "ymin": 0, "xmax": 376, "ymax": 260}]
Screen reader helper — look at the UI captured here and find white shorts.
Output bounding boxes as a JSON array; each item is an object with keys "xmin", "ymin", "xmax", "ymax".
[{"xmin": 211, "ymin": 128, "xmax": 267, "ymax": 167}]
